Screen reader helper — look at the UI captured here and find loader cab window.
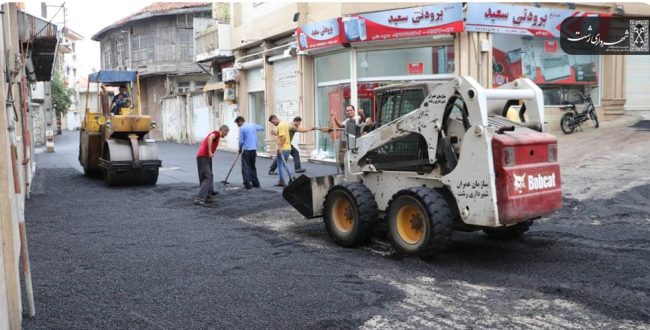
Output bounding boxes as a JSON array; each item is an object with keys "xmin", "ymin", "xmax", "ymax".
[{"xmin": 368, "ymin": 88, "xmax": 428, "ymax": 171}]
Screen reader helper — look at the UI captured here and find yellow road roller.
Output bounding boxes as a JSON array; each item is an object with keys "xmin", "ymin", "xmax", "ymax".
[{"xmin": 79, "ymin": 70, "xmax": 161, "ymax": 186}]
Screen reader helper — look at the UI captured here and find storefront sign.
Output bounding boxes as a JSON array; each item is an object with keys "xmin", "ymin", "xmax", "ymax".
[
  {"xmin": 343, "ymin": 3, "xmax": 464, "ymax": 42},
  {"xmin": 296, "ymin": 18, "xmax": 345, "ymax": 51},
  {"xmin": 466, "ymin": 3, "xmax": 606, "ymax": 38},
  {"xmin": 407, "ymin": 63, "xmax": 424, "ymax": 74},
  {"xmin": 544, "ymin": 40, "xmax": 558, "ymax": 53}
]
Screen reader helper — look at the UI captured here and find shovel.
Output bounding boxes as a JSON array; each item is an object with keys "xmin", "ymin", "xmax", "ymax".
[{"xmin": 220, "ymin": 151, "xmax": 241, "ymax": 188}]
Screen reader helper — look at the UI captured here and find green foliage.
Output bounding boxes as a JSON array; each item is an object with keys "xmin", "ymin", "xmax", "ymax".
[{"xmin": 51, "ymin": 70, "xmax": 73, "ymax": 116}]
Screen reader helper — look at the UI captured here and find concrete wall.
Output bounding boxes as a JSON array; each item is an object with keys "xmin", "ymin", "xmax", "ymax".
[{"xmin": 161, "ymin": 92, "xmax": 222, "ymax": 145}]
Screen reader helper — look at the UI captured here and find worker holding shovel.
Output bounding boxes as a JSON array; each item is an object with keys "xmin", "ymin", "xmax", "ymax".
[
  {"xmin": 194, "ymin": 125, "xmax": 230, "ymax": 206},
  {"xmin": 268, "ymin": 115, "xmax": 293, "ymax": 187},
  {"xmin": 235, "ymin": 116, "xmax": 265, "ymax": 189}
]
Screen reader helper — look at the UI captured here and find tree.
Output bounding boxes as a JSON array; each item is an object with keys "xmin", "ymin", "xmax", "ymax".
[{"xmin": 51, "ymin": 70, "xmax": 73, "ymax": 117}]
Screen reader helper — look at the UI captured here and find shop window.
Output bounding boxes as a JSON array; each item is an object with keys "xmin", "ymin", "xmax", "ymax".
[
  {"xmin": 313, "ymin": 84, "xmax": 350, "ymax": 160},
  {"xmin": 315, "ymin": 52, "xmax": 351, "ymax": 83},
  {"xmin": 357, "ymin": 45, "xmax": 454, "ymax": 79},
  {"xmin": 492, "ymin": 35, "xmax": 600, "ymax": 106},
  {"xmin": 314, "ymin": 52, "xmax": 352, "ymax": 159}
]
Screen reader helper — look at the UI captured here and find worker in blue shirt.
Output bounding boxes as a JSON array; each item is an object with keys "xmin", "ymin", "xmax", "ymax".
[{"xmin": 235, "ymin": 116, "xmax": 265, "ymax": 189}]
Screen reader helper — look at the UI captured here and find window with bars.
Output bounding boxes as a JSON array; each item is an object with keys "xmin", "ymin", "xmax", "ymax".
[{"xmin": 371, "ymin": 88, "xmax": 428, "ymax": 170}]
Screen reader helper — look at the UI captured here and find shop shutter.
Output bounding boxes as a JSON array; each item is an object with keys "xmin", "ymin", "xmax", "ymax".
[
  {"xmin": 247, "ymin": 68, "xmax": 264, "ymax": 93},
  {"xmin": 625, "ymin": 55, "xmax": 650, "ymax": 111},
  {"xmin": 273, "ymin": 58, "xmax": 299, "ymax": 123}
]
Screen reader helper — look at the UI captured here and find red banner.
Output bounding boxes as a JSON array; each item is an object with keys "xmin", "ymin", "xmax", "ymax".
[
  {"xmin": 296, "ymin": 18, "xmax": 346, "ymax": 51},
  {"xmin": 343, "ymin": 4, "xmax": 464, "ymax": 43}
]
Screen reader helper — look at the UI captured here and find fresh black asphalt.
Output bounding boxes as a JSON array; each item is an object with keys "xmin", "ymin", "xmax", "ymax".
[{"xmin": 22, "ymin": 131, "xmax": 650, "ymax": 329}]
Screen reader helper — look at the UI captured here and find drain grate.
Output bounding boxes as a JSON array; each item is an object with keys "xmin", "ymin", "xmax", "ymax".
[{"xmin": 629, "ymin": 120, "xmax": 650, "ymax": 131}]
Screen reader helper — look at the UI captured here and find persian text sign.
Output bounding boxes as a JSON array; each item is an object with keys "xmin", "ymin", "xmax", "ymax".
[
  {"xmin": 296, "ymin": 18, "xmax": 345, "ymax": 51},
  {"xmin": 343, "ymin": 3, "xmax": 463, "ymax": 42},
  {"xmin": 466, "ymin": 3, "xmax": 606, "ymax": 38}
]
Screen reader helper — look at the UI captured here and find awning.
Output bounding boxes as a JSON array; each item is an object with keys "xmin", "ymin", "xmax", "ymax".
[
  {"xmin": 88, "ymin": 70, "xmax": 138, "ymax": 84},
  {"xmin": 203, "ymin": 81, "xmax": 225, "ymax": 92}
]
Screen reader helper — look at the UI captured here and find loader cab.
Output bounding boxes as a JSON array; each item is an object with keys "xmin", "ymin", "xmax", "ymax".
[{"xmin": 370, "ymin": 84, "xmax": 428, "ymax": 171}]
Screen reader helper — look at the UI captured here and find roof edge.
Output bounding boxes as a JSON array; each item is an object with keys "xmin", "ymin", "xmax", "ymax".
[{"xmin": 91, "ymin": 5, "xmax": 211, "ymax": 41}]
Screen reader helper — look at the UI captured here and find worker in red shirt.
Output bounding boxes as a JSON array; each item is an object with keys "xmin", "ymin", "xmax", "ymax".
[{"xmin": 194, "ymin": 125, "xmax": 230, "ymax": 206}]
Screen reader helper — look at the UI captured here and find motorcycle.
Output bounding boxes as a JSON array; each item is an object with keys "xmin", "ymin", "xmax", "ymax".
[{"xmin": 559, "ymin": 92, "xmax": 599, "ymax": 134}]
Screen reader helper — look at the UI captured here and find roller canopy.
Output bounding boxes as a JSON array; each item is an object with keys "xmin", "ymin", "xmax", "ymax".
[{"xmin": 88, "ymin": 70, "xmax": 138, "ymax": 84}]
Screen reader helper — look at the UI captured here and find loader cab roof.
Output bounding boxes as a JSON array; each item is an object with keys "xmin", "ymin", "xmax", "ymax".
[
  {"xmin": 373, "ymin": 80, "xmax": 450, "ymax": 94},
  {"xmin": 88, "ymin": 70, "xmax": 138, "ymax": 86}
]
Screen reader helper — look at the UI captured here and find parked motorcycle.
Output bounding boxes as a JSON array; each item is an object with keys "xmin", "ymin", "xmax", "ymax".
[{"xmin": 559, "ymin": 92, "xmax": 599, "ymax": 134}]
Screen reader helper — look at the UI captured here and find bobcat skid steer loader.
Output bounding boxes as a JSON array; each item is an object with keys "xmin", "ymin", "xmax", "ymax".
[{"xmin": 283, "ymin": 76, "xmax": 562, "ymax": 257}]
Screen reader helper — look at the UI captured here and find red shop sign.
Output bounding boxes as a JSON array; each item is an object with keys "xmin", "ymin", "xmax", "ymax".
[
  {"xmin": 343, "ymin": 3, "xmax": 464, "ymax": 43},
  {"xmin": 296, "ymin": 18, "xmax": 346, "ymax": 51},
  {"xmin": 544, "ymin": 40, "xmax": 558, "ymax": 53},
  {"xmin": 408, "ymin": 63, "xmax": 424, "ymax": 74}
]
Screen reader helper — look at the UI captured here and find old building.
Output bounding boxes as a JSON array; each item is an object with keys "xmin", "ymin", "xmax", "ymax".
[
  {"xmin": 92, "ymin": 2, "xmax": 212, "ymax": 140},
  {"xmin": 194, "ymin": 2, "xmax": 650, "ymax": 161},
  {"xmin": 1, "ymin": 2, "xmax": 59, "ymax": 326}
]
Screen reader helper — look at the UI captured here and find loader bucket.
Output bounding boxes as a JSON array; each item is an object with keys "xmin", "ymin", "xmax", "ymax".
[{"xmin": 282, "ymin": 175, "xmax": 335, "ymax": 219}]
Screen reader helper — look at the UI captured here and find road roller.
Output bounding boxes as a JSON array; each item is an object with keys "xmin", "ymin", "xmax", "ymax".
[{"xmin": 79, "ymin": 70, "xmax": 161, "ymax": 186}]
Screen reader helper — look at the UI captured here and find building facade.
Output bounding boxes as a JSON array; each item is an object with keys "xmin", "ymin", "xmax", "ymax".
[
  {"xmin": 194, "ymin": 2, "xmax": 650, "ymax": 161},
  {"xmin": 59, "ymin": 27, "xmax": 84, "ymax": 131},
  {"xmin": 1, "ymin": 3, "xmax": 59, "ymax": 326},
  {"xmin": 92, "ymin": 3, "xmax": 213, "ymax": 140}
]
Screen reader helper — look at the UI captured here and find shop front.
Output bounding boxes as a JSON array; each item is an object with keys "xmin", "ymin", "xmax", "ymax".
[
  {"xmin": 465, "ymin": 3, "xmax": 608, "ymax": 114},
  {"xmin": 299, "ymin": 4, "xmax": 462, "ymax": 160},
  {"xmin": 295, "ymin": 3, "xmax": 624, "ymax": 162}
]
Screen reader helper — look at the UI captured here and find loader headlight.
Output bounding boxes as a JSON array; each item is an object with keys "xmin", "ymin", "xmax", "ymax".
[
  {"xmin": 548, "ymin": 144, "xmax": 557, "ymax": 162},
  {"xmin": 504, "ymin": 147, "xmax": 515, "ymax": 167},
  {"xmin": 150, "ymin": 121, "xmax": 157, "ymax": 129}
]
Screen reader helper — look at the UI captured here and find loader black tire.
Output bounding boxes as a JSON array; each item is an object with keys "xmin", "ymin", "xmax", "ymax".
[
  {"xmin": 323, "ymin": 182, "xmax": 378, "ymax": 248},
  {"xmin": 483, "ymin": 220, "xmax": 533, "ymax": 240},
  {"xmin": 386, "ymin": 188, "xmax": 453, "ymax": 258}
]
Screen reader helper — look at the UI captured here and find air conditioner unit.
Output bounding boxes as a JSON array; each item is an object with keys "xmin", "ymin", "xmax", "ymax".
[{"xmin": 222, "ymin": 68, "xmax": 239, "ymax": 82}]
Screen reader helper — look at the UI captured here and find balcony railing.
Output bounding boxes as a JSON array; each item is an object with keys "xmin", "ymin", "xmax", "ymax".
[{"xmin": 194, "ymin": 22, "xmax": 232, "ymax": 63}]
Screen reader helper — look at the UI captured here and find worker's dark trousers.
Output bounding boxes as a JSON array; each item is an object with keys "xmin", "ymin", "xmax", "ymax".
[
  {"xmin": 269, "ymin": 145, "xmax": 301, "ymax": 171},
  {"xmin": 196, "ymin": 156, "xmax": 213, "ymax": 200},
  {"xmin": 241, "ymin": 150, "xmax": 260, "ymax": 188}
]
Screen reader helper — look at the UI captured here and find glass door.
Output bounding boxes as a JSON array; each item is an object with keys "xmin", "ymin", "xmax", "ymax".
[{"xmin": 248, "ymin": 91, "xmax": 266, "ymax": 152}]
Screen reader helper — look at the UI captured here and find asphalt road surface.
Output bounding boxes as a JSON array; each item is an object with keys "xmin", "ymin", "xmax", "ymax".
[{"xmin": 23, "ymin": 125, "xmax": 649, "ymax": 329}]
